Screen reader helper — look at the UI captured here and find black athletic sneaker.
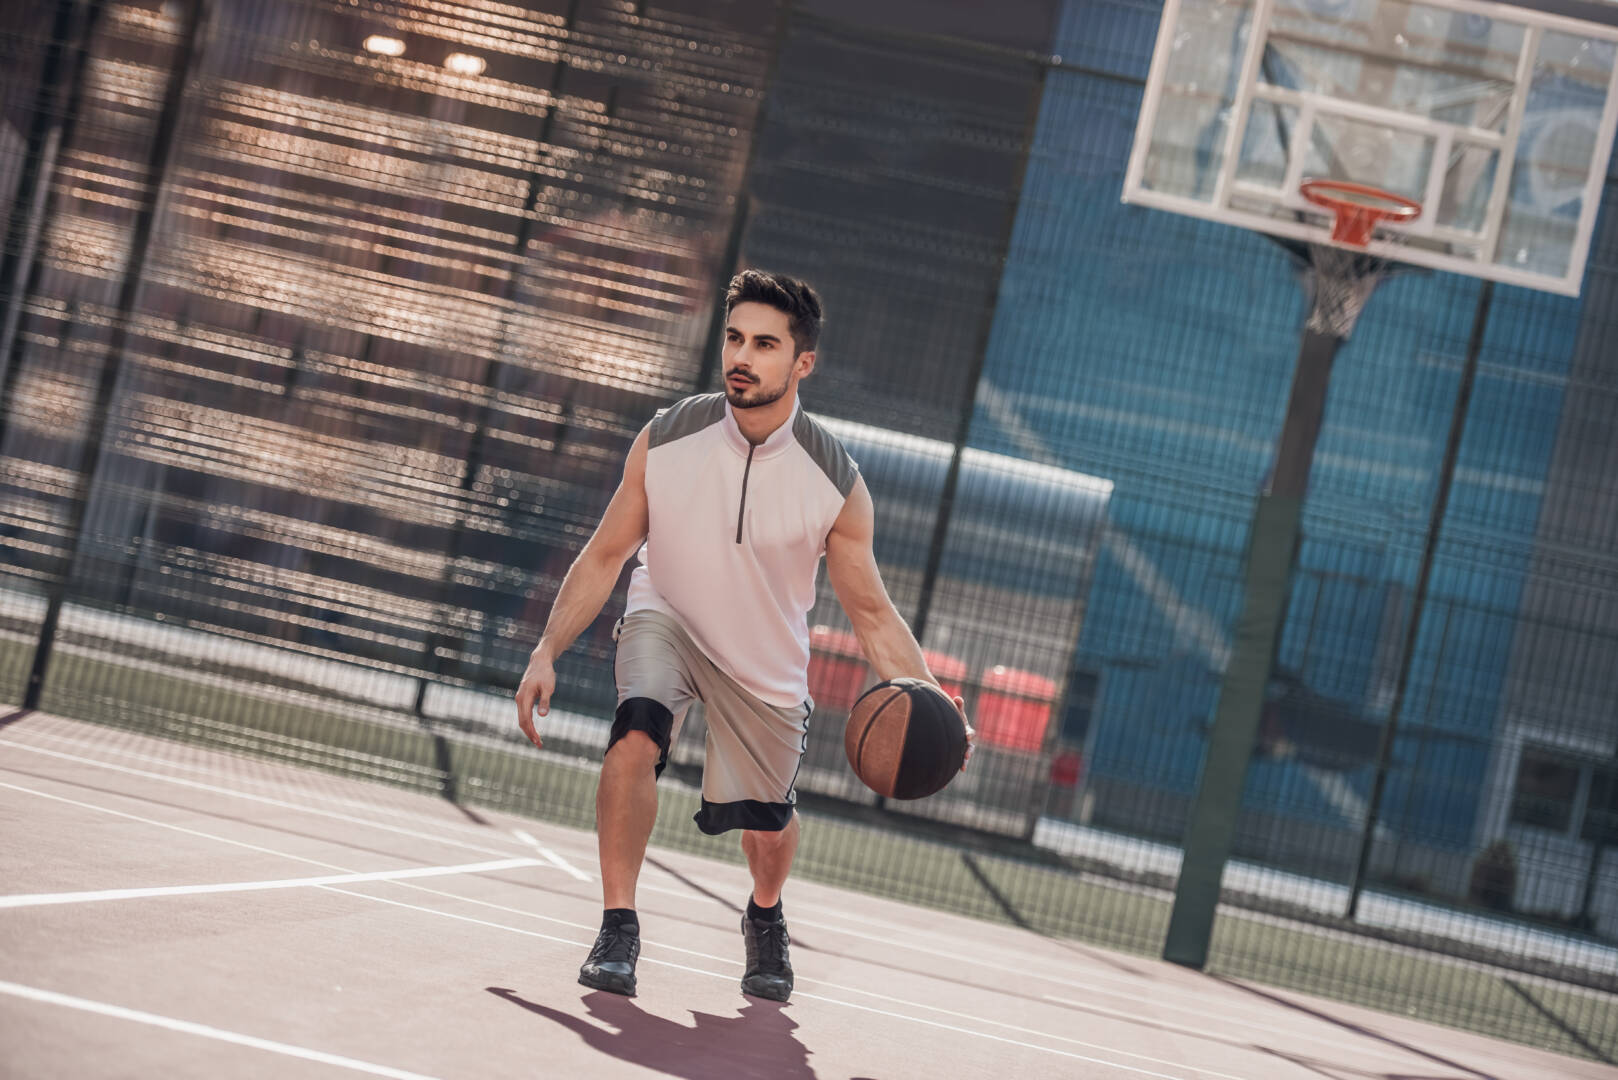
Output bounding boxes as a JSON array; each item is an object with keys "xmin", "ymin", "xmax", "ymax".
[
  {"xmin": 740, "ymin": 911, "xmax": 793, "ymax": 1002},
  {"xmin": 578, "ymin": 921, "xmax": 640, "ymax": 996}
]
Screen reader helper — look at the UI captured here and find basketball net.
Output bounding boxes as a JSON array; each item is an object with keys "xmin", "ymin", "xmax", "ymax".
[
  {"xmin": 1302, "ymin": 244, "xmax": 1394, "ymax": 340},
  {"xmin": 1296, "ymin": 181, "xmax": 1423, "ymax": 340}
]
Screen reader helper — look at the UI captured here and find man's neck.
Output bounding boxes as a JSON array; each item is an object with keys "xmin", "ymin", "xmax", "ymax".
[{"xmin": 731, "ymin": 390, "xmax": 797, "ymax": 446}]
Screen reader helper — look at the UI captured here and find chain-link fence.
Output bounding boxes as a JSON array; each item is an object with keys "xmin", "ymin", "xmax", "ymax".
[{"xmin": 3, "ymin": 0, "xmax": 1616, "ymax": 1062}]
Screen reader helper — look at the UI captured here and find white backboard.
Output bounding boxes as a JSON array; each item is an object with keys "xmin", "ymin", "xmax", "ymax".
[{"xmin": 1123, "ymin": 0, "xmax": 1618, "ymax": 295}]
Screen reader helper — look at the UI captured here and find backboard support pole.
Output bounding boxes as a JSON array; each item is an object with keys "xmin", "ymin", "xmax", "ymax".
[{"xmin": 1164, "ymin": 248, "xmax": 1385, "ymax": 969}]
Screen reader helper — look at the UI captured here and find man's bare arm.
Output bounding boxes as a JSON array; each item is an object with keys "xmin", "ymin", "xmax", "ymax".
[
  {"xmin": 825, "ymin": 476, "xmax": 974, "ymax": 765},
  {"xmin": 514, "ymin": 425, "xmax": 650, "ymax": 748}
]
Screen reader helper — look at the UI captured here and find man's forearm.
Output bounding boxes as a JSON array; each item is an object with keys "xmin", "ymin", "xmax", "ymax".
[
  {"xmin": 534, "ymin": 548, "xmax": 626, "ymax": 660},
  {"xmin": 852, "ymin": 605, "xmax": 936, "ymax": 686}
]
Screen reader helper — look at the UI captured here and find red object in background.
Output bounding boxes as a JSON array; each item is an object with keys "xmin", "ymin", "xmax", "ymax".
[
  {"xmin": 807, "ymin": 628, "xmax": 969, "ymax": 712},
  {"xmin": 1051, "ymin": 748, "xmax": 1083, "ymax": 787},
  {"xmin": 808, "ymin": 626, "xmax": 868, "ymax": 711},
  {"xmin": 976, "ymin": 666, "xmax": 1058, "ymax": 752},
  {"xmin": 921, "ymin": 649, "xmax": 967, "ymax": 701}
]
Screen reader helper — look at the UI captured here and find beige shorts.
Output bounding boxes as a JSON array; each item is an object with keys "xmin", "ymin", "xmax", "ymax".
[{"xmin": 611, "ymin": 609, "xmax": 811, "ymax": 834}]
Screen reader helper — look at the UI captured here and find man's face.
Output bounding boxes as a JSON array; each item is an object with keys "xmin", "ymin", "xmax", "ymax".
[{"xmin": 722, "ymin": 302, "xmax": 814, "ymax": 409}]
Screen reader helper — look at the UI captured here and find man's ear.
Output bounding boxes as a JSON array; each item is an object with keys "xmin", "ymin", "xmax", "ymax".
[{"xmin": 795, "ymin": 349, "xmax": 817, "ymax": 380}]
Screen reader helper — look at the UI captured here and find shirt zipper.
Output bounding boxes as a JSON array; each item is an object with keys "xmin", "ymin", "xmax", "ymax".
[{"xmin": 736, "ymin": 444, "xmax": 755, "ymax": 544}]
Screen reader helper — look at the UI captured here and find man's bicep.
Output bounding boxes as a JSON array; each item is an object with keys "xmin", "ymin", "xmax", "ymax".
[
  {"xmin": 588, "ymin": 426, "xmax": 651, "ymax": 564},
  {"xmin": 826, "ymin": 479, "xmax": 885, "ymax": 615},
  {"xmin": 828, "ymin": 474, "xmax": 874, "ymax": 544}
]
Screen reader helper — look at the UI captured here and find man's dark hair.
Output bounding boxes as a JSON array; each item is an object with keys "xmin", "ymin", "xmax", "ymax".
[{"xmin": 725, "ymin": 269, "xmax": 823, "ymax": 354}]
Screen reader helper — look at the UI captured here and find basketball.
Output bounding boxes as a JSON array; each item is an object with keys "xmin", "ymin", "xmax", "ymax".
[{"xmin": 844, "ymin": 677, "xmax": 967, "ymax": 800}]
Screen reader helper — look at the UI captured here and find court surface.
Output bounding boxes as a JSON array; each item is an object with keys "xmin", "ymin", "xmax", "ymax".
[{"xmin": 1, "ymin": 710, "xmax": 1610, "ymax": 1080}]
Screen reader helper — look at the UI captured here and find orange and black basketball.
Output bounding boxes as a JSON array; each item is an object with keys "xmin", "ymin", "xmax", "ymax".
[{"xmin": 844, "ymin": 677, "xmax": 966, "ymax": 800}]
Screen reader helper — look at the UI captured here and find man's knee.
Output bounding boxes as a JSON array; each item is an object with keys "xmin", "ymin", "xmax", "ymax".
[
  {"xmin": 742, "ymin": 813, "xmax": 798, "ymax": 848},
  {"xmin": 605, "ymin": 697, "xmax": 673, "ymax": 777},
  {"xmin": 604, "ymin": 729, "xmax": 663, "ymax": 771}
]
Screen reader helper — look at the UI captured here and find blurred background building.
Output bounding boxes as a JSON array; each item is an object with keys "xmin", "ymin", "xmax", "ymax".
[{"xmin": 2, "ymin": 0, "xmax": 1616, "ymax": 1049}]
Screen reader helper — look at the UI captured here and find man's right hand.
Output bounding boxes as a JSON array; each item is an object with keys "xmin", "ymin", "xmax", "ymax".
[
  {"xmin": 512, "ymin": 424, "xmax": 649, "ymax": 753},
  {"xmin": 515, "ymin": 647, "xmax": 557, "ymax": 750}
]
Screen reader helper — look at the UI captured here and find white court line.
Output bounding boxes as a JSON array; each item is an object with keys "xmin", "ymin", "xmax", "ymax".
[
  {"xmin": 3, "ymin": 724, "xmax": 1605, "ymax": 998},
  {"xmin": 0, "ymin": 739, "xmax": 521, "ymax": 860},
  {"xmin": 511, "ymin": 829, "xmax": 591, "ymax": 882},
  {"xmin": 316, "ymin": 885, "xmax": 1217, "ymax": 1080},
  {"xmin": 778, "ymin": 915, "xmax": 1404, "ymax": 1053},
  {"xmin": 2, "ymin": 729, "xmax": 1116, "ymax": 976},
  {"xmin": 303, "ymin": 870, "xmax": 1276, "ymax": 1080},
  {"xmin": 0, "ymin": 729, "xmax": 1498, "ymax": 1066},
  {"xmin": 379, "ymin": 874, "xmax": 1418, "ymax": 1078},
  {"xmin": 537, "ymin": 839, "xmax": 1289, "ymax": 1018},
  {"xmin": 1040, "ymin": 993, "xmax": 1399, "ymax": 1063},
  {"xmin": 0, "ymin": 857, "xmax": 541, "ymax": 910},
  {"xmin": 5, "ymin": 727, "xmax": 519, "ymax": 842},
  {"xmin": 0, "ymin": 775, "xmax": 1228, "ymax": 1080},
  {"xmin": 0, "ymin": 728, "xmax": 1514, "ymax": 1068},
  {"xmin": 0, "ymin": 780, "xmax": 355, "ymax": 874},
  {"xmin": 0, "ymin": 731, "xmax": 1452, "ymax": 1061},
  {"xmin": 0, "ymin": 980, "xmax": 443, "ymax": 1080},
  {"xmin": 580, "ymin": 858, "xmax": 1429, "ymax": 1055},
  {"xmin": 0, "ymin": 729, "xmax": 1019, "ymax": 946},
  {"xmin": 402, "ymin": 845, "xmax": 1457, "ymax": 1068}
]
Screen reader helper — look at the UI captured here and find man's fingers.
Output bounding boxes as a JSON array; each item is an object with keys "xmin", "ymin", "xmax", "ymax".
[
  {"xmin": 952, "ymin": 697, "xmax": 974, "ymax": 739},
  {"xmin": 952, "ymin": 695, "xmax": 974, "ymax": 770},
  {"xmin": 518, "ymin": 712, "xmax": 543, "ymax": 750},
  {"xmin": 515, "ymin": 684, "xmax": 544, "ymax": 748}
]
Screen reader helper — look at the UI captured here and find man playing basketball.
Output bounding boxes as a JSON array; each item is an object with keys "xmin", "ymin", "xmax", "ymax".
[{"xmin": 513, "ymin": 269, "xmax": 973, "ymax": 1003}]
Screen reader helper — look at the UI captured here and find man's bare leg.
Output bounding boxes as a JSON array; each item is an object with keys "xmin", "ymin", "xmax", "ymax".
[
  {"xmin": 738, "ymin": 812, "xmax": 798, "ymax": 1002},
  {"xmin": 741, "ymin": 813, "xmax": 799, "ymax": 907},
  {"xmin": 579, "ymin": 731, "xmax": 660, "ymax": 997},
  {"xmin": 597, "ymin": 731, "xmax": 662, "ymax": 909}
]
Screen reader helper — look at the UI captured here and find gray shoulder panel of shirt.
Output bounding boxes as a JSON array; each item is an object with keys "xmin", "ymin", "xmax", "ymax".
[
  {"xmin": 649, "ymin": 393, "xmax": 727, "ymax": 449},
  {"xmin": 792, "ymin": 409, "xmax": 859, "ymax": 499}
]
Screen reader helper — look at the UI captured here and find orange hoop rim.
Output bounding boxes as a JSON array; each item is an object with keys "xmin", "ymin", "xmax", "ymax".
[{"xmin": 1299, "ymin": 179, "xmax": 1423, "ymax": 246}]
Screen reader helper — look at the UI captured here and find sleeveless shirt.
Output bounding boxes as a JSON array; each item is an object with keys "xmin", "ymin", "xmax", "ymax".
[{"xmin": 624, "ymin": 393, "xmax": 859, "ymax": 707}]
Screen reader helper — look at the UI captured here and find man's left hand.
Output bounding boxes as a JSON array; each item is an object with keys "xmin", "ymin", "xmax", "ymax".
[{"xmin": 953, "ymin": 696, "xmax": 974, "ymax": 770}]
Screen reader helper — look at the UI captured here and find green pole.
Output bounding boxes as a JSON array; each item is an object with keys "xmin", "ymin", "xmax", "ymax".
[
  {"xmin": 1162, "ymin": 325, "xmax": 1343, "ymax": 969},
  {"xmin": 21, "ymin": 0, "xmax": 209, "ymax": 710}
]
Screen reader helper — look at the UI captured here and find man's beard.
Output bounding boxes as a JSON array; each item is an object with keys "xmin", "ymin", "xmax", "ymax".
[{"xmin": 724, "ymin": 372, "xmax": 789, "ymax": 409}]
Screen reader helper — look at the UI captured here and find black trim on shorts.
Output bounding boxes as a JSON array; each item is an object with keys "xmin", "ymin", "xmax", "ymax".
[
  {"xmin": 693, "ymin": 798, "xmax": 795, "ymax": 835},
  {"xmin": 607, "ymin": 697, "xmax": 675, "ymax": 776},
  {"xmin": 784, "ymin": 699, "xmax": 811, "ymax": 801}
]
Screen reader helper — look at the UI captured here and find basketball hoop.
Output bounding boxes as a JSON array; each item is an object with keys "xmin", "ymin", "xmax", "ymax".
[{"xmin": 1299, "ymin": 179, "xmax": 1422, "ymax": 247}]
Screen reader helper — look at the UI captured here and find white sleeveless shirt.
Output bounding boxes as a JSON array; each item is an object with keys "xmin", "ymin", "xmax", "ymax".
[{"xmin": 625, "ymin": 393, "xmax": 858, "ymax": 707}]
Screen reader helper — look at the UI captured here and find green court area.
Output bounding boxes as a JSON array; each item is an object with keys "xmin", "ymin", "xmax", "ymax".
[{"xmin": 1, "ymin": 631, "xmax": 1613, "ymax": 1063}]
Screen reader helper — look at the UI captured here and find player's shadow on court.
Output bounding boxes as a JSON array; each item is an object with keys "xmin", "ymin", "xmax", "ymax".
[{"xmin": 487, "ymin": 986, "xmax": 818, "ymax": 1080}]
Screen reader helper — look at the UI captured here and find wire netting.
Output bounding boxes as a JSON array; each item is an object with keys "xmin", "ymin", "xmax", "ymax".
[{"xmin": 2, "ymin": 0, "xmax": 1616, "ymax": 1060}]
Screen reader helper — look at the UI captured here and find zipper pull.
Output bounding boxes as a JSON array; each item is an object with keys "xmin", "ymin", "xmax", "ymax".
[{"xmin": 736, "ymin": 445, "xmax": 755, "ymax": 544}]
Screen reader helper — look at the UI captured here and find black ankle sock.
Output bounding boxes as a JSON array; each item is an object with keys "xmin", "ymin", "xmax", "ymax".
[
  {"xmin": 747, "ymin": 896, "xmax": 781, "ymax": 922},
  {"xmin": 602, "ymin": 907, "xmax": 638, "ymax": 931}
]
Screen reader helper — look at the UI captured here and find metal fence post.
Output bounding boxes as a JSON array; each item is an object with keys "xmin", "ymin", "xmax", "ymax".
[{"xmin": 21, "ymin": 0, "xmax": 209, "ymax": 709}]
